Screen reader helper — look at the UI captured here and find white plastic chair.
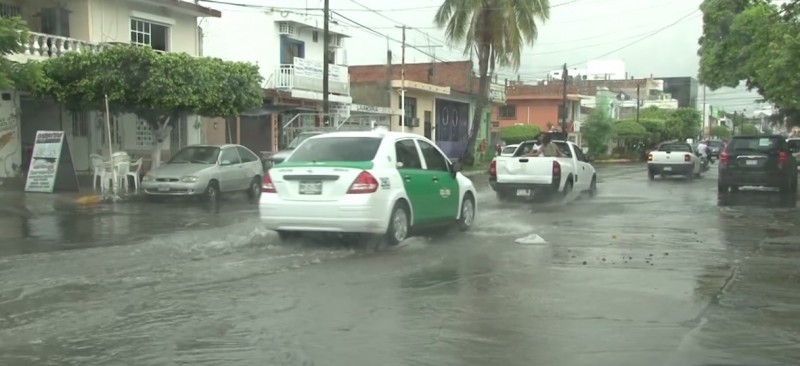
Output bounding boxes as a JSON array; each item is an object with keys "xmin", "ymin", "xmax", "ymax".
[
  {"xmin": 127, "ymin": 157, "xmax": 143, "ymax": 193},
  {"xmin": 90, "ymin": 154, "xmax": 111, "ymax": 192},
  {"xmin": 110, "ymin": 153, "xmax": 131, "ymax": 193}
]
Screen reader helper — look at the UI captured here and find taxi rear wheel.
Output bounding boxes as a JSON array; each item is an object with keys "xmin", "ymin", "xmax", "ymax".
[{"xmin": 385, "ymin": 202, "xmax": 410, "ymax": 246}]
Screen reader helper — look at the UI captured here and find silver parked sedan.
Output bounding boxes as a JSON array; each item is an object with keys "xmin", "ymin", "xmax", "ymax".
[{"xmin": 141, "ymin": 144, "xmax": 264, "ymax": 201}]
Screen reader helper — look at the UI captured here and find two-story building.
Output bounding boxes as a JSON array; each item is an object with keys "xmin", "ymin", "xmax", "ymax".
[
  {"xmin": 1, "ymin": 0, "xmax": 220, "ymax": 184},
  {"xmin": 495, "ymin": 82, "xmax": 582, "ymax": 135},
  {"xmin": 202, "ymin": 9, "xmax": 397, "ymax": 153},
  {"xmin": 348, "ymin": 61, "xmax": 504, "ymax": 160}
]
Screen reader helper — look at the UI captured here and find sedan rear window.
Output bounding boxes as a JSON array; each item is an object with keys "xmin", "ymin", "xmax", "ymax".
[
  {"xmin": 658, "ymin": 144, "xmax": 691, "ymax": 152},
  {"xmin": 286, "ymin": 137, "xmax": 382, "ymax": 162},
  {"xmin": 787, "ymin": 139, "xmax": 800, "ymax": 151}
]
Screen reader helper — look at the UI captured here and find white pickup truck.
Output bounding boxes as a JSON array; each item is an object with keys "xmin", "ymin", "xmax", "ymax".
[
  {"xmin": 489, "ymin": 140, "xmax": 597, "ymax": 201},
  {"xmin": 647, "ymin": 141, "xmax": 703, "ymax": 180}
]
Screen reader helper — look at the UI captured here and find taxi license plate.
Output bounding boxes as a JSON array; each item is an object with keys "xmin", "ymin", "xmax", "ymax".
[
  {"xmin": 516, "ymin": 189, "xmax": 531, "ymax": 196},
  {"xmin": 158, "ymin": 185, "xmax": 170, "ymax": 192},
  {"xmin": 663, "ymin": 167, "xmax": 672, "ymax": 171},
  {"xmin": 746, "ymin": 160, "xmax": 758, "ymax": 165},
  {"xmin": 299, "ymin": 181, "xmax": 322, "ymax": 195}
]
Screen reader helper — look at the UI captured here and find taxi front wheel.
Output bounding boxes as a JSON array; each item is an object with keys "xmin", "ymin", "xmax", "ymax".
[{"xmin": 457, "ymin": 194, "xmax": 475, "ymax": 232}]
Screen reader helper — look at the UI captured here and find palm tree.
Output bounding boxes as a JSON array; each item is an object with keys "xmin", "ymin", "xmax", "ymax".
[{"xmin": 434, "ymin": 0, "xmax": 550, "ymax": 165}]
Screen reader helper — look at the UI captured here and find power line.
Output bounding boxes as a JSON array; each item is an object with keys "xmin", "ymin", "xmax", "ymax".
[
  {"xmin": 514, "ymin": 8, "xmax": 701, "ymax": 78},
  {"xmin": 330, "ymin": 10, "xmax": 459, "ymax": 65}
]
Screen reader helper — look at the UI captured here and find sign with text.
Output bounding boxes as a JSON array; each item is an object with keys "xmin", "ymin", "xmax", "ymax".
[{"xmin": 24, "ymin": 131, "xmax": 79, "ymax": 193}]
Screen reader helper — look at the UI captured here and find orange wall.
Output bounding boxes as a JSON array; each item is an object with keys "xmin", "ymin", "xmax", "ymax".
[{"xmin": 494, "ymin": 98, "xmax": 563, "ymax": 131}]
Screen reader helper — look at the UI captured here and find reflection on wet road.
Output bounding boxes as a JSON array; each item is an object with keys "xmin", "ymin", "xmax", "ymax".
[{"xmin": 1, "ymin": 164, "xmax": 800, "ymax": 365}]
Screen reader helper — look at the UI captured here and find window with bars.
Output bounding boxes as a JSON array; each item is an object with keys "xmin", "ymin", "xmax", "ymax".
[
  {"xmin": 130, "ymin": 18, "xmax": 170, "ymax": 52},
  {"xmin": 0, "ymin": 3, "xmax": 21, "ymax": 18}
]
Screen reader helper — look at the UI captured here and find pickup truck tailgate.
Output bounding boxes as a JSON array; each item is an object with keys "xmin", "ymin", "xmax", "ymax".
[
  {"xmin": 650, "ymin": 151, "xmax": 691, "ymax": 165},
  {"xmin": 496, "ymin": 156, "xmax": 554, "ymax": 184}
]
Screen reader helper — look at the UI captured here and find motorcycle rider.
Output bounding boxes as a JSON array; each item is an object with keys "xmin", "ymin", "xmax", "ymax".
[{"xmin": 697, "ymin": 139, "xmax": 711, "ymax": 166}]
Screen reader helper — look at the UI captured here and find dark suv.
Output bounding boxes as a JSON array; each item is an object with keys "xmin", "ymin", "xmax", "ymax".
[{"xmin": 718, "ymin": 135, "xmax": 798, "ymax": 198}]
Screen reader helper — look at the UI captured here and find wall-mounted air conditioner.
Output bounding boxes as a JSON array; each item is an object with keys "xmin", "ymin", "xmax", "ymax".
[
  {"xmin": 329, "ymin": 35, "xmax": 343, "ymax": 48},
  {"xmin": 278, "ymin": 22, "xmax": 295, "ymax": 35}
]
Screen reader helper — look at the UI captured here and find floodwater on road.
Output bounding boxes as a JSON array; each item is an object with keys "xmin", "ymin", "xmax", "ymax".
[{"xmin": 1, "ymin": 164, "xmax": 800, "ymax": 366}]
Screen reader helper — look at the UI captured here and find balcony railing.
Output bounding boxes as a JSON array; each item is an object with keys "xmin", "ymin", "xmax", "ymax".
[
  {"xmin": 21, "ymin": 32, "xmax": 105, "ymax": 58},
  {"xmin": 270, "ymin": 62, "xmax": 350, "ymax": 96}
]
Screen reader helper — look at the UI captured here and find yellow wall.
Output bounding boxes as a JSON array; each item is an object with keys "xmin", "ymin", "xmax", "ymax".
[{"xmin": 389, "ymin": 89, "xmax": 437, "ymax": 139}]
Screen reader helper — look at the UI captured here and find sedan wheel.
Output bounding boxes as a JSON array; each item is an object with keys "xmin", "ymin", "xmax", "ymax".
[
  {"xmin": 458, "ymin": 195, "xmax": 475, "ymax": 232},
  {"xmin": 386, "ymin": 203, "xmax": 409, "ymax": 246}
]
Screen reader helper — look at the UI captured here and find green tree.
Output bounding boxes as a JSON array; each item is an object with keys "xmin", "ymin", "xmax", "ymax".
[
  {"xmin": 500, "ymin": 124, "xmax": 540, "ymax": 144},
  {"xmin": 434, "ymin": 0, "xmax": 550, "ymax": 165},
  {"xmin": 664, "ymin": 108, "xmax": 701, "ymax": 140},
  {"xmin": 710, "ymin": 125, "xmax": 732, "ymax": 139},
  {"xmin": 698, "ymin": 0, "xmax": 800, "ymax": 125},
  {"xmin": 0, "ymin": 17, "xmax": 42, "ymax": 90},
  {"xmin": 639, "ymin": 106, "xmax": 672, "ymax": 120},
  {"xmin": 582, "ymin": 109, "xmax": 613, "ymax": 158},
  {"xmin": 36, "ymin": 45, "xmax": 263, "ymax": 167},
  {"xmin": 637, "ymin": 118, "xmax": 666, "ymax": 146},
  {"xmin": 738, "ymin": 123, "xmax": 760, "ymax": 135}
]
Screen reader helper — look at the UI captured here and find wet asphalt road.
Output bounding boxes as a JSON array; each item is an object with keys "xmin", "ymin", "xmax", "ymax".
[{"xmin": 1, "ymin": 164, "xmax": 800, "ymax": 366}]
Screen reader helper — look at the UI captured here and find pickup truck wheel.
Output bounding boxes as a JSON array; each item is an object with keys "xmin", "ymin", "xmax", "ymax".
[
  {"xmin": 648, "ymin": 171, "xmax": 655, "ymax": 180},
  {"xmin": 560, "ymin": 179, "xmax": 573, "ymax": 201},
  {"xmin": 588, "ymin": 176, "xmax": 597, "ymax": 197}
]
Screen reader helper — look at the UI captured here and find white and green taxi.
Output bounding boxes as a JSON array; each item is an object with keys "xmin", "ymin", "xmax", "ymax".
[{"xmin": 259, "ymin": 131, "xmax": 477, "ymax": 245}]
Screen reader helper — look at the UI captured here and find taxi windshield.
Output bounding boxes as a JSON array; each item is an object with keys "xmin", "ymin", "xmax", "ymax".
[{"xmin": 286, "ymin": 137, "xmax": 382, "ymax": 162}]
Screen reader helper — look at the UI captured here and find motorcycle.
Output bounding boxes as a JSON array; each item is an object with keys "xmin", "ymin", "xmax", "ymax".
[{"xmin": 699, "ymin": 154, "xmax": 711, "ymax": 172}]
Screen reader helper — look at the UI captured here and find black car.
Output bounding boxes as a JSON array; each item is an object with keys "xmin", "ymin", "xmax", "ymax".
[
  {"xmin": 718, "ymin": 135, "xmax": 798, "ymax": 198},
  {"xmin": 708, "ymin": 139, "xmax": 724, "ymax": 158}
]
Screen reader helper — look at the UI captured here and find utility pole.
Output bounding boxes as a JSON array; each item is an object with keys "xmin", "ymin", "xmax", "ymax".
[
  {"xmin": 560, "ymin": 63, "xmax": 568, "ymax": 133},
  {"xmin": 636, "ymin": 82, "xmax": 641, "ymax": 124},
  {"xmin": 702, "ymin": 85, "xmax": 707, "ymax": 137},
  {"xmin": 396, "ymin": 25, "xmax": 407, "ymax": 132},
  {"xmin": 322, "ymin": 0, "xmax": 330, "ymax": 125}
]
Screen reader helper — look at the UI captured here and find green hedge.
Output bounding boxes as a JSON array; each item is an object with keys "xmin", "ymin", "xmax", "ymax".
[{"xmin": 500, "ymin": 125, "xmax": 541, "ymax": 144}]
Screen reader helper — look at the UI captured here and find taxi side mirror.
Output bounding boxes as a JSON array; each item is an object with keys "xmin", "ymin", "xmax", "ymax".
[{"xmin": 451, "ymin": 161, "xmax": 462, "ymax": 177}]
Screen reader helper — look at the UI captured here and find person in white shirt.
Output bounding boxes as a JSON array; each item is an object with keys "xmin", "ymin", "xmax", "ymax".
[{"xmin": 697, "ymin": 140, "xmax": 710, "ymax": 160}]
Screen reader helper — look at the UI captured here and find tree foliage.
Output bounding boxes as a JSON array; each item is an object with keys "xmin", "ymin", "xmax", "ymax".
[
  {"xmin": 434, "ymin": 0, "xmax": 550, "ymax": 164},
  {"xmin": 0, "ymin": 17, "xmax": 42, "ymax": 90},
  {"xmin": 500, "ymin": 124, "xmax": 540, "ymax": 144},
  {"xmin": 664, "ymin": 108, "xmax": 702, "ymax": 140},
  {"xmin": 738, "ymin": 123, "xmax": 760, "ymax": 135},
  {"xmin": 614, "ymin": 120, "xmax": 647, "ymax": 138},
  {"xmin": 637, "ymin": 118, "xmax": 666, "ymax": 146},
  {"xmin": 582, "ymin": 109, "xmax": 614, "ymax": 157},
  {"xmin": 698, "ymin": 0, "xmax": 800, "ymax": 125},
  {"xmin": 36, "ymin": 45, "xmax": 263, "ymax": 127},
  {"xmin": 710, "ymin": 125, "xmax": 732, "ymax": 139}
]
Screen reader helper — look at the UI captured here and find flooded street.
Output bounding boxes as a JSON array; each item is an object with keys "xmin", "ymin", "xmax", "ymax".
[{"xmin": 1, "ymin": 164, "xmax": 799, "ymax": 366}]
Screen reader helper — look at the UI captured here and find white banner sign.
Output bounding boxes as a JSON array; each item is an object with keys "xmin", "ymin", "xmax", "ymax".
[
  {"xmin": 25, "ymin": 131, "xmax": 65, "ymax": 192},
  {"xmin": 293, "ymin": 57, "xmax": 348, "ymax": 82}
]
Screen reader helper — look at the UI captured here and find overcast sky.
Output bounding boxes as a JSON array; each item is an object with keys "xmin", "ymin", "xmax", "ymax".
[{"xmin": 199, "ymin": 0, "xmax": 765, "ymax": 112}]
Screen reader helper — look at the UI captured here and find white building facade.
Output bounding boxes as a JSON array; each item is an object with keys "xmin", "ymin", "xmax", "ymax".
[{"xmin": 1, "ymin": 0, "xmax": 218, "ymax": 183}]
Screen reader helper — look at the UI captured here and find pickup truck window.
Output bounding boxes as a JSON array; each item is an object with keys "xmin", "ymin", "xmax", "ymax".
[
  {"xmin": 658, "ymin": 144, "xmax": 691, "ymax": 152},
  {"xmin": 513, "ymin": 142, "xmax": 537, "ymax": 157},
  {"xmin": 395, "ymin": 139, "xmax": 423, "ymax": 169},
  {"xmin": 553, "ymin": 142, "xmax": 572, "ymax": 157},
  {"xmin": 418, "ymin": 140, "xmax": 450, "ymax": 172},
  {"xmin": 573, "ymin": 146, "xmax": 588, "ymax": 162}
]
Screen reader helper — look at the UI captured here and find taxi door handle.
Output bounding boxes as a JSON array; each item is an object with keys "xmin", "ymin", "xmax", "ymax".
[
  {"xmin": 432, "ymin": 177, "xmax": 439, "ymax": 183},
  {"xmin": 404, "ymin": 175, "xmax": 412, "ymax": 182}
]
